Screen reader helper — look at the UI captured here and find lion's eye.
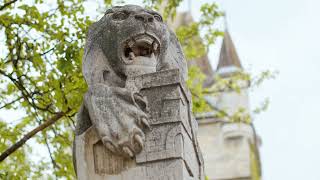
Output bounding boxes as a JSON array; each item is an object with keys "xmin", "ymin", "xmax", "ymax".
[
  {"xmin": 112, "ymin": 12, "xmax": 129, "ymax": 21},
  {"xmin": 154, "ymin": 14, "xmax": 162, "ymax": 22}
]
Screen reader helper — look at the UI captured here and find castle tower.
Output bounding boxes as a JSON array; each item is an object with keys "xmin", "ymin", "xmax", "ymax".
[
  {"xmin": 196, "ymin": 30, "xmax": 261, "ymax": 180},
  {"xmin": 164, "ymin": 10, "xmax": 261, "ymax": 179},
  {"xmin": 214, "ymin": 30, "xmax": 250, "ymax": 117}
]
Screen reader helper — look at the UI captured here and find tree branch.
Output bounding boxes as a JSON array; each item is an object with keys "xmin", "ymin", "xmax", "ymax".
[
  {"xmin": 43, "ymin": 133, "xmax": 61, "ymax": 170},
  {"xmin": 0, "ymin": 69, "xmax": 54, "ymax": 113},
  {"xmin": 0, "ymin": 96, "xmax": 23, "ymax": 110},
  {"xmin": 0, "ymin": 0, "xmax": 18, "ymax": 11},
  {"xmin": 0, "ymin": 111, "xmax": 67, "ymax": 162}
]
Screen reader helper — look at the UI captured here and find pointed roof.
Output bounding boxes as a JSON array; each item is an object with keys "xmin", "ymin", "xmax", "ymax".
[{"xmin": 217, "ymin": 30, "xmax": 243, "ymax": 70}]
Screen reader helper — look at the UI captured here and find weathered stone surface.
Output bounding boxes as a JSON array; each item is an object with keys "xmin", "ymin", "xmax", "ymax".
[
  {"xmin": 197, "ymin": 120, "xmax": 255, "ymax": 180},
  {"xmin": 74, "ymin": 5, "xmax": 203, "ymax": 180},
  {"xmin": 75, "ymin": 70, "xmax": 204, "ymax": 179}
]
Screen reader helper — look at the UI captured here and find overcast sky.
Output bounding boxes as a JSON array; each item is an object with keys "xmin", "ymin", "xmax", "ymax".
[
  {"xmin": 191, "ymin": 0, "xmax": 320, "ymax": 179},
  {"xmin": 1, "ymin": 0, "xmax": 319, "ymax": 179}
]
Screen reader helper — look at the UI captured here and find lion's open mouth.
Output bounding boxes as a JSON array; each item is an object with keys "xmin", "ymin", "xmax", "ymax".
[{"xmin": 122, "ymin": 34, "xmax": 160, "ymax": 65}]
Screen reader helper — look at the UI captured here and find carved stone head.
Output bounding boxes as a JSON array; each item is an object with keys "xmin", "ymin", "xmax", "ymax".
[
  {"xmin": 102, "ymin": 5, "xmax": 168, "ymax": 77},
  {"xmin": 82, "ymin": 5, "xmax": 187, "ymax": 85}
]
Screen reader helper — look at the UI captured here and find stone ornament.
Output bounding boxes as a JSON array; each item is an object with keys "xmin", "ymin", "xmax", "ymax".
[{"xmin": 74, "ymin": 5, "xmax": 203, "ymax": 180}]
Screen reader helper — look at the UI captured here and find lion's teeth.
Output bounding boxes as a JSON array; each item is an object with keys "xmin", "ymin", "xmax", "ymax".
[
  {"xmin": 135, "ymin": 36, "xmax": 153, "ymax": 45},
  {"xmin": 129, "ymin": 52, "xmax": 135, "ymax": 60},
  {"xmin": 153, "ymin": 43, "xmax": 158, "ymax": 51},
  {"xmin": 128, "ymin": 40, "xmax": 135, "ymax": 48}
]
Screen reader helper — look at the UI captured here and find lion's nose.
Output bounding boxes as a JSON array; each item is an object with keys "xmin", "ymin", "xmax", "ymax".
[{"xmin": 135, "ymin": 13, "xmax": 154, "ymax": 23}]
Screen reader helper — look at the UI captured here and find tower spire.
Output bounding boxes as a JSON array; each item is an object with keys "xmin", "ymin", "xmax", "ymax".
[{"xmin": 216, "ymin": 29, "xmax": 243, "ymax": 71}]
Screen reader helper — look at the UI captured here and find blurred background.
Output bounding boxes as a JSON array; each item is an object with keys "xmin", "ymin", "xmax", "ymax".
[{"xmin": 0, "ymin": 0, "xmax": 319, "ymax": 179}]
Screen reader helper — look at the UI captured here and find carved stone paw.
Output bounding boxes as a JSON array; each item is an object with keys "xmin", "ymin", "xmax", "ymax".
[
  {"xmin": 85, "ymin": 84, "xmax": 150, "ymax": 158},
  {"xmin": 101, "ymin": 126, "xmax": 145, "ymax": 158}
]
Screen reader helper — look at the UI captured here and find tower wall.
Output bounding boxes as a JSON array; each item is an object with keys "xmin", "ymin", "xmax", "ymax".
[
  {"xmin": 216, "ymin": 89, "xmax": 250, "ymax": 116},
  {"xmin": 197, "ymin": 120, "xmax": 255, "ymax": 180}
]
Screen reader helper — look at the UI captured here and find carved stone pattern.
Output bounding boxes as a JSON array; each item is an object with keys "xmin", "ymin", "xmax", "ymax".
[{"xmin": 93, "ymin": 141, "xmax": 129, "ymax": 174}]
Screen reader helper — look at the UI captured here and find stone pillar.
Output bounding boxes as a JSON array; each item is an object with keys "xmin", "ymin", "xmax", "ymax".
[{"xmin": 75, "ymin": 69, "xmax": 204, "ymax": 180}]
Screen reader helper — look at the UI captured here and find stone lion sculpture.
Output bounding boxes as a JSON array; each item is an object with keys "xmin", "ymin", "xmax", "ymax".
[{"xmin": 75, "ymin": 5, "xmax": 188, "ymax": 159}]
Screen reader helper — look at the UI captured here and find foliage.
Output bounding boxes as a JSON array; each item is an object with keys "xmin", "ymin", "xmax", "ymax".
[
  {"xmin": 176, "ymin": 3, "xmax": 223, "ymax": 59},
  {"xmin": 0, "ymin": 0, "xmax": 89, "ymax": 178},
  {"xmin": 0, "ymin": 0, "xmax": 268, "ymax": 179},
  {"xmin": 174, "ymin": 3, "xmax": 224, "ymax": 113},
  {"xmin": 187, "ymin": 66, "xmax": 210, "ymax": 112},
  {"xmin": 0, "ymin": 119, "xmax": 33, "ymax": 178}
]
